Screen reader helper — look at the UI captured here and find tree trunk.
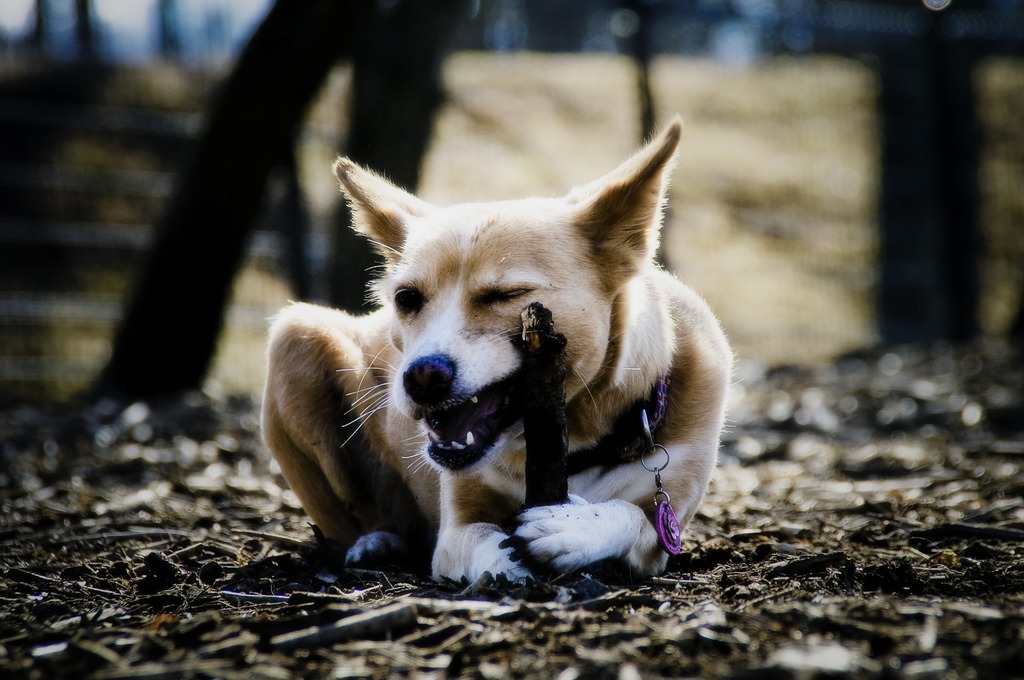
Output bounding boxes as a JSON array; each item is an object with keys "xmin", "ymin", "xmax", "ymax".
[
  {"xmin": 1011, "ymin": 288, "xmax": 1024, "ymax": 349},
  {"xmin": 74, "ymin": 0, "xmax": 95, "ymax": 61},
  {"xmin": 158, "ymin": 0, "xmax": 181, "ymax": 59},
  {"xmin": 97, "ymin": 0, "xmax": 371, "ymax": 399},
  {"xmin": 328, "ymin": 0, "xmax": 471, "ymax": 312},
  {"xmin": 876, "ymin": 26, "xmax": 980, "ymax": 345},
  {"xmin": 32, "ymin": 0, "xmax": 47, "ymax": 52}
]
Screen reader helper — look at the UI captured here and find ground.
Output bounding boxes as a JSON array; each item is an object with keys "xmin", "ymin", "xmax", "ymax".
[{"xmin": 2, "ymin": 341, "xmax": 1023, "ymax": 679}]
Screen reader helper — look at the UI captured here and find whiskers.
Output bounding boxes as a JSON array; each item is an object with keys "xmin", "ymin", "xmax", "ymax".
[
  {"xmin": 401, "ymin": 444, "xmax": 434, "ymax": 476},
  {"xmin": 338, "ymin": 385, "xmax": 391, "ymax": 449},
  {"xmin": 345, "ymin": 381, "xmax": 390, "ymax": 411},
  {"xmin": 365, "ymin": 238, "xmax": 402, "ymax": 259},
  {"xmin": 498, "ymin": 327, "xmax": 525, "ymax": 345},
  {"xmin": 334, "ymin": 364, "xmax": 392, "ymax": 380},
  {"xmin": 572, "ymin": 367, "xmax": 598, "ymax": 409},
  {"xmin": 335, "ymin": 347, "xmax": 400, "ymax": 450},
  {"xmin": 335, "ymin": 347, "xmax": 398, "ymax": 403}
]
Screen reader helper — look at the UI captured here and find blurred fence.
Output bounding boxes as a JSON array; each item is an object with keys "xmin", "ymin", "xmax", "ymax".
[
  {"xmin": 0, "ymin": 0, "xmax": 1021, "ymax": 404},
  {"xmin": 0, "ymin": 63, "xmax": 299, "ymax": 403}
]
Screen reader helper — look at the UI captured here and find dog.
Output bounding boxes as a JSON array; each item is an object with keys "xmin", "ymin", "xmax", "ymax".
[{"xmin": 262, "ymin": 118, "xmax": 731, "ymax": 583}]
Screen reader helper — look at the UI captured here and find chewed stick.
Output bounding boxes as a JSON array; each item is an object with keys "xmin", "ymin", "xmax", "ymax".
[{"xmin": 513, "ymin": 302, "xmax": 569, "ymax": 508}]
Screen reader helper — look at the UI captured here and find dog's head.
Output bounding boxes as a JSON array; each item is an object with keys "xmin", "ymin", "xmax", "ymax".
[{"xmin": 333, "ymin": 119, "xmax": 682, "ymax": 472}]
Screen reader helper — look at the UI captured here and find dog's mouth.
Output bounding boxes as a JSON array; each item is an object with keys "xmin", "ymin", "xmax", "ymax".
[{"xmin": 423, "ymin": 377, "xmax": 521, "ymax": 470}]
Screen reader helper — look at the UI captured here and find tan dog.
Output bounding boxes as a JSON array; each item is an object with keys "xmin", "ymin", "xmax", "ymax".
[{"xmin": 262, "ymin": 118, "xmax": 731, "ymax": 582}]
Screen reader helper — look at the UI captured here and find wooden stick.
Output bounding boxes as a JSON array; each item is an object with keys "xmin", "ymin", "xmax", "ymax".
[{"xmin": 514, "ymin": 302, "xmax": 569, "ymax": 508}]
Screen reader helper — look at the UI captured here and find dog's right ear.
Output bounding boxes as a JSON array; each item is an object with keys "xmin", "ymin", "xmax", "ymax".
[{"xmin": 333, "ymin": 158, "xmax": 435, "ymax": 263}]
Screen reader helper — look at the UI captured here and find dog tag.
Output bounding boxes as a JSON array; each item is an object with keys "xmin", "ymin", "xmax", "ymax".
[
  {"xmin": 640, "ymin": 410, "xmax": 681, "ymax": 555},
  {"xmin": 655, "ymin": 497, "xmax": 682, "ymax": 555}
]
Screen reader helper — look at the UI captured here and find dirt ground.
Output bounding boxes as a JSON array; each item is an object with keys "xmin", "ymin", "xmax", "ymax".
[{"xmin": 2, "ymin": 341, "xmax": 1023, "ymax": 679}]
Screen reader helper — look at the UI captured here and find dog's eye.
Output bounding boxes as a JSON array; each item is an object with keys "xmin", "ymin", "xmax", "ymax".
[
  {"xmin": 394, "ymin": 288, "xmax": 425, "ymax": 314},
  {"xmin": 478, "ymin": 288, "xmax": 532, "ymax": 307}
]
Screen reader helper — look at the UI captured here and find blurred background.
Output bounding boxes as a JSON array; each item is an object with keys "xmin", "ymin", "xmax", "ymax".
[{"xmin": 0, "ymin": 0, "xmax": 1021, "ymax": 405}]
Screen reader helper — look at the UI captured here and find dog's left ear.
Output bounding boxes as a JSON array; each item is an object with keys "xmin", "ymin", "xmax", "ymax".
[
  {"xmin": 333, "ymin": 158, "xmax": 436, "ymax": 263},
  {"xmin": 568, "ymin": 117, "xmax": 682, "ymax": 285}
]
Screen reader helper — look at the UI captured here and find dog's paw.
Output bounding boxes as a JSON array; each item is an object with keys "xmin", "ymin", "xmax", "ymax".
[
  {"xmin": 470, "ymin": 545, "xmax": 534, "ymax": 585},
  {"xmin": 434, "ymin": 525, "xmax": 535, "ymax": 585},
  {"xmin": 477, "ymin": 562, "xmax": 535, "ymax": 587},
  {"xmin": 344, "ymin": 530, "xmax": 408, "ymax": 568},
  {"xmin": 512, "ymin": 498, "xmax": 626, "ymax": 573}
]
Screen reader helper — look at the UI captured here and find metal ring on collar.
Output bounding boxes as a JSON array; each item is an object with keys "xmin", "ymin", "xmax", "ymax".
[{"xmin": 641, "ymin": 443, "xmax": 670, "ymax": 474}]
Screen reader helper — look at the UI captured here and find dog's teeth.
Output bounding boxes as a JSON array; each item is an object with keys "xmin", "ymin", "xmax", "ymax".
[
  {"xmin": 450, "ymin": 441, "xmax": 465, "ymax": 450},
  {"xmin": 470, "ymin": 395, "xmax": 478, "ymax": 404},
  {"xmin": 465, "ymin": 431, "xmax": 475, "ymax": 446}
]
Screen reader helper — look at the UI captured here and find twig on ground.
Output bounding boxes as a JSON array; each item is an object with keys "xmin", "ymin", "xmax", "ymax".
[{"xmin": 270, "ymin": 601, "xmax": 418, "ymax": 649}]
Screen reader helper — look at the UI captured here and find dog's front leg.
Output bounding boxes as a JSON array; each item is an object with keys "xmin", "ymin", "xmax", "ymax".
[
  {"xmin": 512, "ymin": 497, "xmax": 668, "ymax": 576},
  {"xmin": 512, "ymin": 438, "xmax": 717, "ymax": 576},
  {"xmin": 432, "ymin": 475, "xmax": 534, "ymax": 583},
  {"xmin": 263, "ymin": 304, "xmax": 438, "ymax": 570}
]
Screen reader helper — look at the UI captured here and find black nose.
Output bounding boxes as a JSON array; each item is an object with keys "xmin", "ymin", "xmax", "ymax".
[{"xmin": 403, "ymin": 354, "xmax": 456, "ymax": 405}]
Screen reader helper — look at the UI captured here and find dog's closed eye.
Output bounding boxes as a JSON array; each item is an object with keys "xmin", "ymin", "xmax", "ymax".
[{"xmin": 476, "ymin": 288, "xmax": 533, "ymax": 307}]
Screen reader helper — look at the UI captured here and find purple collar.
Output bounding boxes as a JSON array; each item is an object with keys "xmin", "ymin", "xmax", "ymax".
[{"xmin": 566, "ymin": 372, "xmax": 671, "ymax": 475}]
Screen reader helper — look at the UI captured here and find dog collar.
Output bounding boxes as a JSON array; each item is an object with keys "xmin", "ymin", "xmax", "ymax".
[{"xmin": 565, "ymin": 372, "xmax": 671, "ymax": 475}]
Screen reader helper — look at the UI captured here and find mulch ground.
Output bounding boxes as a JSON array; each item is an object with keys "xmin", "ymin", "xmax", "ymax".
[{"xmin": 2, "ymin": 342, "xmax": 1023, "ymax": 679}]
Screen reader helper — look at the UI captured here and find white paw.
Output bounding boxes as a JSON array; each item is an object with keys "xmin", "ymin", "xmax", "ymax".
[
  {"xmin": 513, "ymin": 497, "xmax": 613, "ymax": 572},
  {"xmin": 433, "ymin": 526, "xmax": 535, "ymax": 584},
  {"xmin": 472, "ymin": 544, "xmax": 534, "ymax": 584},
  {"xmin": 345, "ymin": 530, "xmax": 408, "ymax": 568},
  {"xmin": 480, "ymin": 562, "xmax": 535, "ymax": 586}
]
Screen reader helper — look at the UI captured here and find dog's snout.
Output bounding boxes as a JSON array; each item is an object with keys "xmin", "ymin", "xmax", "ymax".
[{"xmin": 403, "ymin": 354, "xmax": 456, "ymax": 404}]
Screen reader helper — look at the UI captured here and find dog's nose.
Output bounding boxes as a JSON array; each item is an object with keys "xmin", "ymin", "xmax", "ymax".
[{"xmin": 403, "ymin": 354, "xmax": 456, "ymax": 405}]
